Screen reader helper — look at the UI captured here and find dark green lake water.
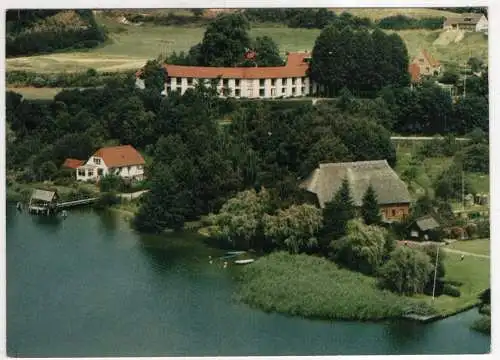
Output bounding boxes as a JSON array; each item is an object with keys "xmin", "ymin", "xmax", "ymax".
[{"xmin": 6, "ymin": 204, "xmax": 490, "ymax": 357}]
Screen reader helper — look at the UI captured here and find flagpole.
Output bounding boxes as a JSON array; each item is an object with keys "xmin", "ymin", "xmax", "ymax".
[{"xmin": 432, "ymin": 245, "xmax": 440, "ymax": 301}]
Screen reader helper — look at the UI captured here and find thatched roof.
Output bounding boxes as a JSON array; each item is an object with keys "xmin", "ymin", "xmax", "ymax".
[
  {"xmin": 300, "ymin": 160, "xmax": 411, "ymax": 208},
  {"xmin": 414, "ymin": 215, "xmax": 440, "ymax": 231},
  {"xmin": 444, "ymin": 13, "xmax": 484, "ymax": 26},
  {"xmin": 31, "ymin": 189, "xmax": 57, "ymax": 202}
]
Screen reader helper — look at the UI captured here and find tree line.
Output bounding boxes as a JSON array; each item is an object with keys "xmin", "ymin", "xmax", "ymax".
[{"xmin": 6, "ymin": 10, "xmax": 106, "ymax": 57}]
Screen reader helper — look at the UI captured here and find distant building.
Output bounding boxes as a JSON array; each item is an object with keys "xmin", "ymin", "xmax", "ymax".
[
  {"xmin": 62, "ymin": 158, "xmax": 85, "ymax": 169},
  {"xmin": 410, "ymin": 49, "xmax": 442, "ymax": 79},
  {"xmin": 443, "ymin": 13, "xmax": 488, "ymax": 32},
  {"xmin": 162, "ymin": 52, "xmax": 320, "ymax": 99},
  {"xmin": 408, "ymin": 215, "xmax": 441, "ymax": 241},
  {"xmin": 299, "ymin": 160, "xmax": 412, "ymax": 222},
  {"xmin": 76, "ymin": 145, "xmax": 146, "ymax": 182},
  {"xmin": 28, "ymin": 189, "xmax": 59, "ymax": 215}
]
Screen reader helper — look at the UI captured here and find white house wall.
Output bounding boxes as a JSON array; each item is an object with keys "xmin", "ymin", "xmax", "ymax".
[
  {"xmin": 76, "ymin": 155, "xmax": 144, "ymax": 182},
  {"xmin": 166, "ymin": 76, "xmax": 315, "ymax": 99},
  {"xmin": 476, "ymin": 16, "xmax": 488, "ymax": 32}
]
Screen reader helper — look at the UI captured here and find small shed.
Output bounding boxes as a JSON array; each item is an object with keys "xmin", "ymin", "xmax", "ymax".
[
  {"xmin": 28, "ymin": 189, "xmax": 59, "ymax": 215},
  {"xmin": 408, "ymin": 215, "xmax": 441, "ymax": 241}
]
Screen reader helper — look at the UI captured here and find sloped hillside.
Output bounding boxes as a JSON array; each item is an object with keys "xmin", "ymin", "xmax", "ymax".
[{"xmin": 6, "ymin": 10, "xmax": 106, "ymax": 57}]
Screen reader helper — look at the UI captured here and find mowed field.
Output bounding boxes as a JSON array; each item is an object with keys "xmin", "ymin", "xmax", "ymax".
[{"xmin": 6, "ymin": 9, "xmax": 488, "ymax": 73}]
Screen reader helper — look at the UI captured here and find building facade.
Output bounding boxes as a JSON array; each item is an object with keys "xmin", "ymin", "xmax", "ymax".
[
  {"xmin": 443, "ymin": 13, "xmax": 488, "ymax": 32},
  {"xmin": 410, "ymin": 49, "xmax": 442, "ymax": 79},
  {"xmin": 162, "ymin": 52, "xmax": 320, "ymax": 99},
  {"xmin": 75, "ymin": 145, "xmax": 145, "ymax": 182}
]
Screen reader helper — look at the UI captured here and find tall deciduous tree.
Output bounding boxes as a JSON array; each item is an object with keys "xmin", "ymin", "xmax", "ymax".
[
  {"xmin": 331, "ymin": 219, "xmax": 388, "ymax": 275},
  {"xmin": 198, "ymin": 13, "xmax": 251, "ymax": 66},
  {"xmin": 378, "ymin": 246, "xmax": 434, "ymax": 295},
  {"xmin": 263, "ymin": 204, "xmax": 323, "ymax": 254},
  {"xmin": 361, "ymin": 184, "xmax": 381, "ymax": 225}
]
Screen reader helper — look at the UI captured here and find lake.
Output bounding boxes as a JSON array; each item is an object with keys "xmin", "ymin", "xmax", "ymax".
[{"xmin": 6, "ymin": 204, "xmax": 490, "ymax": 357}]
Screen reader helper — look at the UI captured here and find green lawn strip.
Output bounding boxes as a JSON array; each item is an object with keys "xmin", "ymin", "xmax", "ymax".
[
  {"xmin": 236, "ymin": 252, "xmax": 433, "ymax": 321},
  {"xmin": 426, "ymin": 252, "xmax": 490, "ymax": 316},
  {"xmin": 447, "ymin": 239, "xmax": 490, "ymax": 256}
]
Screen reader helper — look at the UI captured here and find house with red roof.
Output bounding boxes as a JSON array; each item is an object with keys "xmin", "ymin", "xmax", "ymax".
[
  {"xmin": 162, "ymin": 52, "xmax": 319, "ymax": 99},
  {"xmin": 410, "ymin": 49, "xmax": 442, "ymax": 80},
  {"xmin": 76, "ymin": 145, "xmax": 146, "ymax": 182},
  {"xmin": 62, "ymin": 158, "xmax": 85, "ymax": 169}
]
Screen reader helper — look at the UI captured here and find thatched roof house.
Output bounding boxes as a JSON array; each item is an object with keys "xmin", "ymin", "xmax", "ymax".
[{"xmin": 300, "ymin": 160, "xmax": 412, "ymax": 221}]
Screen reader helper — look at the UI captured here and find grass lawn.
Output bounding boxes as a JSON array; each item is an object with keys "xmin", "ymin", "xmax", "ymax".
[
  {"xmin": 6, "ymin": 10, "xmax": 487, "ymax": 73},
  {"xmin": 417, "ymin": 249, "xmax": 490, "ymax": 316},
  {"xmin": 6, "ymin": 87, "xmax": 63, "ymax": 100},
  {"xmin": 447, "ymin": 238, "xmax": 490, "ymax": 256}
]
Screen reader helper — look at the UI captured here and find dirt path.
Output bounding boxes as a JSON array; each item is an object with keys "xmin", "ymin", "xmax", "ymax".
[{"xmin": 442, "ymin": 248, "xmax": 490, "ymax": 259}]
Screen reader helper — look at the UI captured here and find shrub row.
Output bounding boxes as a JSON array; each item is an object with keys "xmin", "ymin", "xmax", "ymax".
[
  {"xmin": 7, "ymin": 70, "xmax": 134, "ymax": 88},
  {"xmin": 377, "ymin": 15, "xmax": 445, "ymax": 30}
]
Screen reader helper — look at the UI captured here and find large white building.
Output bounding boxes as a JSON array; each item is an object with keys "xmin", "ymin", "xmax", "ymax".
[
  {"xmin": 162, "ymin": 52, "xmax": 320, "ymax": 99},
  {"xmin": 72, "ymin": 145, "xmax": 146, "ymax": 182}
]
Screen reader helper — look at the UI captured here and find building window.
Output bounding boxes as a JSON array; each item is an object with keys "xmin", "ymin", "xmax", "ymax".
[
  {"xmin": 259, "ymin": 79, "xmax": 265, "ymax": 87},
  {"xmin": 426, "ymin": 67, "xmax": 430, "ymax": 72},
  {"xmin": 271, "ymin": 88, "xmax": 276, "ymax": 97},
  {"xmin": 292, "ymin": 87, "xmax": 296, "ymax": 95},
  {"xmin": 419, "ymin": 59, "xmax": 424, "ymax": 63},
  {"xmin": 248, "ymin": 88, "xmax": 253, "ymax": 97},
  {"xmin": 235, "ymin": 79, "xmax": 240, "ymax": 87},
  {"xmin": 88, "ymin": 170, "xmax": 94, "ymax": 177},
  {"xmin": 97, "ymin": 168, "xmax": 103, "ymax": 176},
  {"xmin": 282, "ymin": 87, "xmax": 286, "ymax": 94},
  {"xmin": 292, "ymin": 78, "xmax": 296, "ymax": 85},
  {"xmin": 301, "ymin": 77, "xmax": 306, "ymax": 84},
  {"xmin": 78, "ymin": 169, "xmax": 85, "ymax": 177},
  {"xmin": 284, "ymin": 78, "xmax": 289, "ymax": 85},
  {"xmin": 93, "ymin": 158, "xmax": 101, "ymax": 165},
  {"xmin": 187, "ymin": 78, "xmax": 193, "ymax": 85},
  {"xmin": 271, "ymin": 79, "xmax": 276, "ymax": 86},
  {"xmin": 223, "ymin": 79, "xmax": 229, "ymax": 87},
  {"xmin": 391, "ymin": 209, "xmax": 396, "ymax": 216},
  {"xmin": 301, "ymin": 86, "xmax": 305, "ymax": 94},
  {"xmin": 235, "ymin": 89, "xmax": 241, "ymax": 97},
  {"xmin": 259, "ymin": 88, "xmax": 265, "ymax": 97}
]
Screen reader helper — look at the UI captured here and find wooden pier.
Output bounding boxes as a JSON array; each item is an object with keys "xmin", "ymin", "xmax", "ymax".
[
  {"xmin": 27, "ymin": 189, "xmax": 98, "ymax": 215},
  {"xmin": 57, "ymin": 198, "xmax": 98, "ymax": 209}
]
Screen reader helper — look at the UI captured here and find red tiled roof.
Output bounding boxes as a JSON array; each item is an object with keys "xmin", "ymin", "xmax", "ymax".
[
  {"xmin": 164, "ymin": 52, "xmax": 311, "ymax": 79},
  {"xmin": 409, "ymin": 63, "xmax": 421, "ymax": 83},
  {"xmin": 421, "ymin": 49, "xmax": 440, "ymax": 67},
  {"xmin": 92, "ymin": 145, "xmax": 145, "ymax": 168},
  {"xmin": 63, "ymin": 158, "xmax": 85, "ymax": 169}
]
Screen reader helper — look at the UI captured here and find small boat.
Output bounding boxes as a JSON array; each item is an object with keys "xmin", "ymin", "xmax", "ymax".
[
  {"xmin": 234, "ymin": 259, "xmax": 255, "ymax": 265},
  {"xmin": 225, "ymin": 251, "xmax": 246, "ymax": 255}
]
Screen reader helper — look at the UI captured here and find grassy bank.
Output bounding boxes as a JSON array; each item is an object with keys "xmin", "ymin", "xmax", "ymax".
[
  {"xmin": 6, "ymin": 9, "xmax": 487, "ymax": 73},
  {"xmin": 418, "ymin": 242, "xmax": 490, "ymax": 317},
  {"xmin": 236, "ymin": 252, "xmax": 435, "ymax": 321},
  {"xmin": 394, "ymin": 142, "xmax": 490, "ymax": 199},
  {"xmin": 6, "ymin": 181, "xmax": 99, "ymax": 202}
]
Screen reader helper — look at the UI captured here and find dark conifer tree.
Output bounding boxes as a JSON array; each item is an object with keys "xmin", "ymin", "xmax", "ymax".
[{"xmin": 361, "ymin": 184, "xmax": 381, "ymax": 225}]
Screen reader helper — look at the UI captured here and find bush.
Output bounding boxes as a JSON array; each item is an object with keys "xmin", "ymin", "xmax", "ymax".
[
  {"xmin": 94, "ymin": 192, "xmax": 121, "ymax": 209},
  {"xmin": 471, "ymin": 316, "xmax": 490, "ymax": 334},
  {"xmin": 377, "ymin": 15, "xmax": 444, "ymax": 30},
  {"xmin": 442, "ymin": 284, "xmax": 461, "ymax": 297}
]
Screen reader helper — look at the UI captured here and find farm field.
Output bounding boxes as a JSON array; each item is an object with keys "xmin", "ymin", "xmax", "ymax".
[
  {"xmin": 6, "ymin": 10, "xmax": 488, "ymax": 73},
  {"xmin": 6, "ymin": 87, "xmax": 63, "ymax": 100},
  {"xmin": 329, "ymin": 7, "xmax": 460, "ymax": 20}
]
